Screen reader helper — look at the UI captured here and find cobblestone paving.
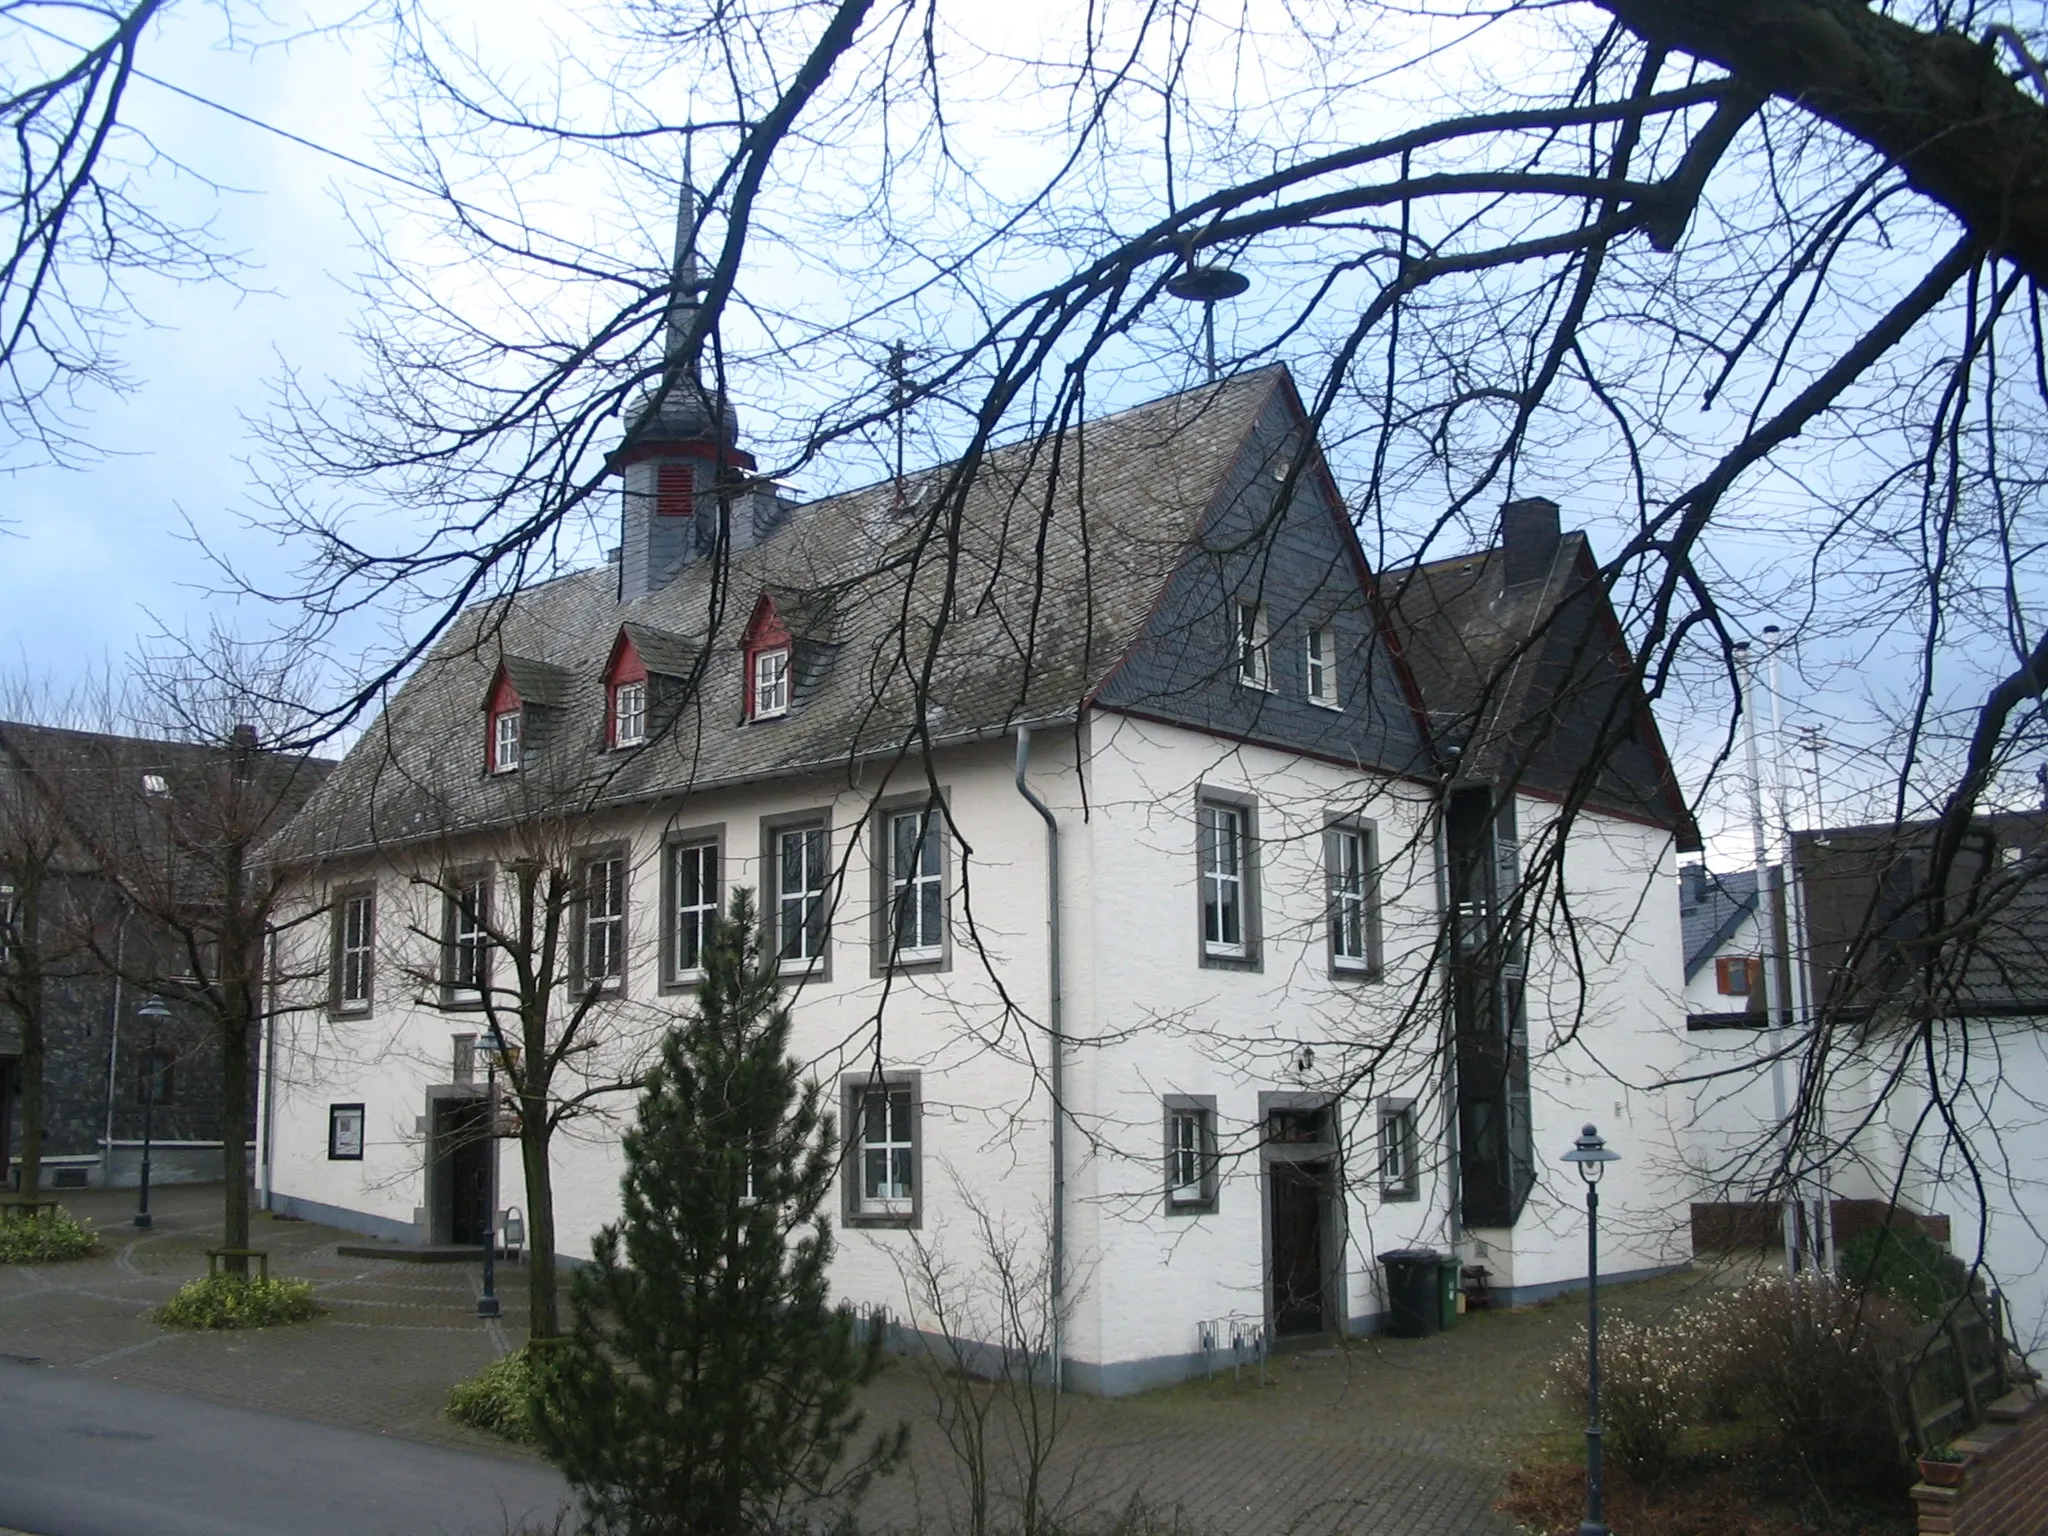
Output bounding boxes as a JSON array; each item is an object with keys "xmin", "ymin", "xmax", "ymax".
[{"xmin": 0, "ymin": 1185, "xmax": 1728, "ymax": 1534}]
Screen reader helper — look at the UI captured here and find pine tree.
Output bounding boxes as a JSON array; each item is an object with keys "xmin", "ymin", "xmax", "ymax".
[{"xmin": 534, "ymin": 889, "xmax": 906, "ymax": 1536}]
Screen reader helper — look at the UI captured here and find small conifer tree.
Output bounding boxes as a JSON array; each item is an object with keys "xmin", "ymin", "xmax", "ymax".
[{"xmin": 534, "ymin": 889, "xmax": 907, "ymax": 1535}]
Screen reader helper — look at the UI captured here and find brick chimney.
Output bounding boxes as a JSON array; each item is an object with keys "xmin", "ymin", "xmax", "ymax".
[{"xmin": 1499, "ymin": 497, "xmax": 1561, "ymax": 590}]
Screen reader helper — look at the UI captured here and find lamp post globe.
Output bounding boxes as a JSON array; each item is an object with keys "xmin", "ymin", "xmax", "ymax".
[
  {"xmin": 1561, "ymin": 1123, "xmax": 1621, "ymax": 1536},
  {"xmin": 132, "ymin": 995, "xmax": 174, "ymax": 1230},
  {"xmin": 475, "ymin": 1023, "xmax": 504, "ymax": 1320}
]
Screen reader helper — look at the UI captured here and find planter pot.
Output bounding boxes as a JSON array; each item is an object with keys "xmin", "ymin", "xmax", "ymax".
[{"xmin": 1918, "ymin": 1456, "xmax": 1968, "ymax": 1489}]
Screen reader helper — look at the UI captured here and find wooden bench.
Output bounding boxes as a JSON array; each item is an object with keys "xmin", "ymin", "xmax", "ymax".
[
  {"xmin": 0, "ymin": 1199, "xmax": 62, "ymax": 1223},
  {"xmin": 205, "ymin": 1248, "xmax": 271, "ymax": 1281}
]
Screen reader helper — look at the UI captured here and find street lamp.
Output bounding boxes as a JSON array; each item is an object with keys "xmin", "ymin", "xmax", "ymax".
[
  {"xmin": 1562, "ymin": 1123, "xmax": 1622, "ymax": 1536},
  {"xmin": 476, "ymin": 1021, "xmax": 508, "ymax": 1319},
  {"xmin": 133, "ymin": 995, "xmax": 174, "ymax": 1229}
]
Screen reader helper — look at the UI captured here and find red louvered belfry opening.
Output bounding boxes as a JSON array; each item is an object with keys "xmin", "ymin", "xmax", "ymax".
[{"xmin": 656, "ymin": 463, "xmax": 695, "ymax": 518}]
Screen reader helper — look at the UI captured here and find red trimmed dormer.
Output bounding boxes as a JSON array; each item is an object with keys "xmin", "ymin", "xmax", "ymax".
[
  {"xmin": 484, "ymin": 665, "xmax": 524, "ymax": 774},
  {"xmin": 742, "ymin": 592, "xmax": 794, "ymax": 721},
  {"xmin": 602, "ymin": 631, "xmax": 650, "ymax": 749}
]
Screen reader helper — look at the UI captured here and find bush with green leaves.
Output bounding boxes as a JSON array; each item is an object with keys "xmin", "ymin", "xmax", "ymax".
[
  {"xmin": 156, "ymin": 1274, "xmax": 321, "ymax": 1329},
  {"xmin": 1838, "ymin": 1225, "xmax": 1973, "ymax": 1322},
  {"xmin": 448, "ymin": 1348, "xmax": 540, "ymax": 1443},
  {"xmin": 0, "ymin": 1208, "xmax": 99, "ymax": 1263}
]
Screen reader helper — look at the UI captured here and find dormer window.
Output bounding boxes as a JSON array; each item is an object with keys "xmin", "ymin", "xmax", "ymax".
[
  {"xmin": 491, "ymin": 708, "xmax": 522, "ymax": 773},
  {"xmin": 612, "ymin": 681, "xmax": 647, "ymax": 748},
  {"xmin": 753, "ymin": 648, "xmax": 791, "ymax": 720}
]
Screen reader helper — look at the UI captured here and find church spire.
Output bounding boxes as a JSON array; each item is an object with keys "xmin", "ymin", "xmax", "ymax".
[{"xmin": 666, "ymin": 136, "xmax": 702, "ymax": 371}]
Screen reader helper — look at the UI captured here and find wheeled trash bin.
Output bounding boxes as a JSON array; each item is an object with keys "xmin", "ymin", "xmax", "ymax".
[{"xmin": 1377, "ymin": 1247, "xmax": 1443, "ymax": 1338}]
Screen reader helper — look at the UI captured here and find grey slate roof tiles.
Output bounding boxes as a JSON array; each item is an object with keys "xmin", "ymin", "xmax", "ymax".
[{"xmin": 272, "ymin": 369, "xmax": 1299, "ymax": 862}]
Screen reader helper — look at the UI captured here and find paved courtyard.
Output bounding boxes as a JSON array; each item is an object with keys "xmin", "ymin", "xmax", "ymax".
[{"xmin": 0, "ymin": 1184, "xmax": 1722, "ymax": 1534}]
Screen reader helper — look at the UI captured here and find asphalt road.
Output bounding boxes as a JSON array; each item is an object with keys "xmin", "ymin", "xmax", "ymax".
[{"xmin": 0, "ymin": 1358, "xmax": 573, "ymax": 1536}]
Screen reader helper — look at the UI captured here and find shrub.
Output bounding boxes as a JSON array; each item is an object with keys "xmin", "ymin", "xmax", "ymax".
[
  {"xmin": 1838, "ymin": 1226, "xmax": 1972, "ymax": 1322},
  {"xmin": 1546, "ymin": 1277, "xmax": 1918, "ymax": 1492},
  {"xmin": 156, "ymin": 1274, "xmax": 321, "ymax": 1329},
  {"xmin": 448, "ymin": 1349, "xmax": 540, "ymax": 1443},
  {"xmin": 1548, "ymin": 1315, "xmax": 1704, "ymax": 1477},
  {"xmin": 1712, "ymin": 1275, "xmax": 1917, "ymax": 1488},
  {"xmin": 0, "ymin": 1208, "xmax": 99, "ymax": 1263}
]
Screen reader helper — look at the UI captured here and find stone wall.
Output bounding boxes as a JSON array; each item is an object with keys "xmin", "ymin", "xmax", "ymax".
[{"xmin": 1915, "ymin": 1388, "xmax": 2048, "ymax": 1536}]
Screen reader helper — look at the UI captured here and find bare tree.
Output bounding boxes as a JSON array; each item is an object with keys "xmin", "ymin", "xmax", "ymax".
[
  {"xmin": 0, "ymin": 0, "xmax": 251, "ymax": 469},
  {"xmin": 65, "ymin": 636, "xmax": 334, "ymax": 1268}
]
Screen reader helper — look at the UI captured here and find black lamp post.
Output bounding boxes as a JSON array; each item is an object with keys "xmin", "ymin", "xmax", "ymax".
[
  {"xmin": 1562, "ymin": 1122, "xmax": 1622, "ymax": 1536},
  {"xmin": 133, "ymin": 995, "xmax": 173, "ymax": 1229},
  {"xmin": 476, "ymin": 1022, "xmax": 506, "ymax": 1320}
]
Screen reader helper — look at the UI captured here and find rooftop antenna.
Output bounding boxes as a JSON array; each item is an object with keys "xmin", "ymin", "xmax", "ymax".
[{"xmin": 886, "ymin": 341, "xmax": 914, "ymax": 517}]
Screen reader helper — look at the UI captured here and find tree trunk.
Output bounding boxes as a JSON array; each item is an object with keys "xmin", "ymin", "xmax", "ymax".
[
  {"xmin": 16, "ymin": 981, "xmax": 42, "ymax": 1200},
  {"xmin": 218, "ymin": 999, "xmax": 251, "ymax": 1274},
  {"xmin": 521, "ymin": 1110, "xmax": 557, "ymax": 1340},
  {"xmin": 1599, "ymin": 0, "xmax": 2048, "ymax": 284}
]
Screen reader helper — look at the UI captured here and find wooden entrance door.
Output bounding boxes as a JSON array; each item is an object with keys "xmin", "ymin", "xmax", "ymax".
[
  {"xmin": 1270, "ymin": 1158, "xmax": 1330, "ymax": 1336},
  {"xmin": 436, "ymin": 1096, "xmax": 491, "ymax": 1245}
]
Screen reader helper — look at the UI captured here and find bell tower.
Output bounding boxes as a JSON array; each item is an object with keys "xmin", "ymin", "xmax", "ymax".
[{"xmin": 614, "ymin": 151, "xmax": 754, "ymax": 602}]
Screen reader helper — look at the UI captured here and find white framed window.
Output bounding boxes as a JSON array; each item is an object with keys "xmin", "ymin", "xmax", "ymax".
[
  {"xmin": 1199, "ymin": 802, "xmax": 1247, "ymax": 958},
  {"xmin": 0, "ymin": 884, "xmax": 16, "ymax": 960},
  {"xmin": 579, "ymin": 854, "xmax": 626, "ymax": 994},
  {"xmin": 612, "ymin": 681, "xmax": 647, "ymax": 747},
  {"xmin": 1328, "ymin": 825, "xmax": 1375, "ymax": 974},
  {"xmin": 1234, "ymin": 601, "xmax": 1270, "ymax": 689},
  {"xmin": 1305, "ymin": 625, "xmax": 1338, "ymax": 707},
  {"xmin": 446, "ymin": 876, "xmax": 489, "ymax": 1002},
  {"xmin": 1380, "ymin": 1100, "xmax": 1419, "ymax": 1200},
  {"xmin": 491, "ymin": 708, "xmax": 522, "ymax": 773},
  {"xmin": 335, "ymin": 890, "xmax": 374, "ymax": 1013},
  {"xmin": 775, "ymin": 824, "xmax": 828, "ymax": 968},
  {"xmin": 887, "ymin": 808, "xmax": 944, "ymax": 962},
  {"xmin": 854, "ymin": 1081, "xmax": 916, "ymax": 1219},
  {"xmin": 752, "ymin": 648, "xmax": 791, "ymax": 719},
  {"xmin": 1165, "ymin": 1099, "xmax": 1218, "ymax": 1212},
  {"xmin": 670, "ymin": 840, "xmax": 719, "ymax": 981}
]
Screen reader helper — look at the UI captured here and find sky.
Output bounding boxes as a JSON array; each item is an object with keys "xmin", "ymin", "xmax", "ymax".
[{"xmin": 1, "ymin": 0, "xmax": 2019, "ymax": 865}]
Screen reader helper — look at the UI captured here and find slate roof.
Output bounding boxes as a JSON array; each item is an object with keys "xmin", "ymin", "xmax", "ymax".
[
  {"xmin": 1678, "ymin": 864, "xmax": 1762, "ymax": 981},
  {"xmin": 271, "ymin": 369, "xmax": 1321, "ymax": 863},
  {"xmin": 0, "ymin": 721, "xmax": 333, "ymax": 887},
  {"xmin": 1796, "ymin": 813, "xmax": 2048, "ymax": 1018},
  {"xmin": 1383, "ymin": 534, "xmax": 1699, "ymax": 847}
]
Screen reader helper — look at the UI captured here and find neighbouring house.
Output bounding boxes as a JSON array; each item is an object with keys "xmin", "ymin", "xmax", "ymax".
[
  {"xmin": 1678, "ymin": 813, "xmax": 2048, "ymax": 1355},
  {"xmin": 0, "ymin": 722, "xmax": 332, "ymax": 1189},
  {"xmin": 258, "ymin": 190, "xmax": 1698, "ymax": 1391}
]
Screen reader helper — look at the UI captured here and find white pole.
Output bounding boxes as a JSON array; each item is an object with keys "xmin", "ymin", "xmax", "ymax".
[
  {"xmin": 1739, "ymin": 641, "xmax": 1799, "ymax": 1279},
  {"xmin": 1765, "ymin": 629, "xmax": 1828, "ymax": 1273}
]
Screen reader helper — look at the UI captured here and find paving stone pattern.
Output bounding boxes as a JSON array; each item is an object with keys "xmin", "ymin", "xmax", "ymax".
[{"xmin": 0, "ymin": 1185, "xmax": 1728, "ymax": 1535}]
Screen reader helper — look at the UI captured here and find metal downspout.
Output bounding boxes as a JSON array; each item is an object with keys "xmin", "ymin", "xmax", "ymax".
[
  {"xmin": 1433, "ymin": 787, "xmax": 1461, "ymax": 1254},
  {"xmin": 1014, "ymin": 725, "xmax": 1065, "ymax": 1394},
  {"xmin": 261, "ymin": 927, "xmax": 279, "ymax": 1213}
]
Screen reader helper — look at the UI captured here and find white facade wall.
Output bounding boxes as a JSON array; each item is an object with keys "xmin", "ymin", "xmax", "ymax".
[
  {"xmin": 266, "ymin": 716, "xmax": 1693, "ymax": 1390},
  {"xmin": 1497, "ymin": 798, "xmax": 1692, "ymax": 1299},
  {"xmin": 1065, "ymin": 712, "xmax": 1443, "ymax": 1387}
]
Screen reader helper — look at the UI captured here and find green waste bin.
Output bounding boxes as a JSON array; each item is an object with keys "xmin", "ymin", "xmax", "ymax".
[
  {"xmin": 1437, "ymin": 1257, "xmax": 1462, "ymax": 1330},
  {"xmin": 1377, "ymin": 1248, "xmax": 1442, "ymax": 1337}
]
